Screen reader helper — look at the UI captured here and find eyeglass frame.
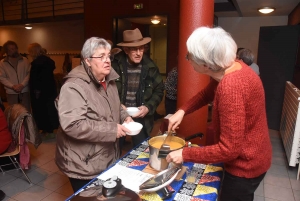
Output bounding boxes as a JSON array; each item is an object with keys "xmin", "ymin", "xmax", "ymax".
[
  {"xmin": 185, "ymin": 53, "xmax": 191, "ymax": 61},
  {"xmin": 89, "ymin": 54, "xmax": 114, "ymax": 62}
]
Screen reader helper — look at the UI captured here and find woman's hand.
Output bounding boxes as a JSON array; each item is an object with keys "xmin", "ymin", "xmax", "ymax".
[
  {"xmin": 124, "ymin": 116, "xmax": 133, "ymax": 123},
  {"xmin": 117, "ymin": 124, "xmax": 131, "ymax": 138},
  {"xmin": 166, "ymin": 149, "xmax": 184, "ymax": 164},
  {"xmin": 168, "ymin": 109, "xmax": 185, "ymax": 132}
]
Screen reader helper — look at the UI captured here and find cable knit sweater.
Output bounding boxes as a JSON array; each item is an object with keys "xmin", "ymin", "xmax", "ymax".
[{"xmin": 181, "ymin": 61, "xmax": 272, "ymax": 178}]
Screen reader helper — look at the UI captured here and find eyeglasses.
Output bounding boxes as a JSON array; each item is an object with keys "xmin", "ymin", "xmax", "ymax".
[
  {"xmin": 128, "ymin": 46, "xmax": 145, "ymax": 52},
  {"xmin": 90, "ymin": 54, "xmax": 113, "ymax": 62},
  {"xmin": 185, "ymin": 53, "xmax": 190, "ymax": 61}
]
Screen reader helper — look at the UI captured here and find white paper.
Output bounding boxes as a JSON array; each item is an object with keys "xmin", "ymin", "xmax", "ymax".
[{"xmin": 97, "ymin": 164, "xmax": 154, "ymax": 192}]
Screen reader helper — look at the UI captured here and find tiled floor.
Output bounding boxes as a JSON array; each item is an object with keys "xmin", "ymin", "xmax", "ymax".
[
  {"xmin": 1, "ymin": 112, "xmax": 300, "ymax": 200},
  {"xmin": 253, "ymin": 129, "xmax": 300, "ymax": 201}
]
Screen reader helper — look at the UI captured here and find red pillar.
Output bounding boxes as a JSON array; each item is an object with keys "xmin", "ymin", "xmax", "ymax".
[{"xmin": 177, "ymin": 0, "xmax": 214, "ymax": 145}]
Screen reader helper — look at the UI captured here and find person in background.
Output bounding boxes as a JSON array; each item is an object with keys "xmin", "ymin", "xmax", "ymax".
[
  {"xmin": 0, "ymin": 46, "xmax": 5, "ymax": 60},
  {"xmin": 166, "ymin": 27, "xmax": 271, "ymax": 201},
  {"xmin": 237, "ymin": 48, "xmax": 260, "ymax": 75},
  {"xmin": 164, "ymin": 66, "xmax": 178, "ymax": 115},
  {"xmin": 28, "ymin": 43, "xmax": 59, "ymax": 139},
  {"xmin": 112, "ymin": 28, "xmax": 164, "ymax": 147},
  {"xmin": 0, "ymin": 41, "xmax": 31, "ymax": 112},
  {"xmin": 55, "ymin": 37, "xmax": 132, "ymax": 192},
  {"xmin": 106, "ymin": 39, "xmax": 122, "ymax": 58},
  {"xmin": 62, "ymin": 53, "xmax": 72, "ymax": 75}
]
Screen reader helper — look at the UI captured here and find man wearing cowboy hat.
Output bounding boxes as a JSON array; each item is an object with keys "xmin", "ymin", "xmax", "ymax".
[{"xmin": 112, "ymin": 28, "xmax": 164, "ymax": 148}]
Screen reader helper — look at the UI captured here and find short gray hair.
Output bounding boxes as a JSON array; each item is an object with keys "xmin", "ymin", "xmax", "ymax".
[
  {"xmin": 237, "ymin": 48, "xmax": 254, "ymax": 65},
  {"xmin": 186, "ymin": 27, "xmax": 237, "ymax": 71},
  {"xmin": 81, "ymin": 37, "xmax": 111, "ymax": 60}
]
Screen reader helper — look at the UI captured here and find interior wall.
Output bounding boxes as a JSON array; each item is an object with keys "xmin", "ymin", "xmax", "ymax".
[
  {"xmin": 84, "ymin": 0, "xmax": 180, "ymax": 73},
  {"xmin": 288, "ymin": 2, "xmax": 300, "ymax": 25},
  {"xmin": 0, "ymin": 20, "xmax": 84, "ymax": 73},
  {"xmin": 149, "ymin": 25, "xmax": 167, "ymax": 74},
  {"xmin": 218, "ymin": 16, "xmax": 288, "ymax": 62}
]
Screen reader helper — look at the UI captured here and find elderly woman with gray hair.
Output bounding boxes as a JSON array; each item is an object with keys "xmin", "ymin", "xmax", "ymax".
[
  {"xmin": 55, "ymin": 37, "xmax": 132, "ymax": 192},
  {"xmin": 166, "ymin": 27, "xmax": 271, "ymax": 201}
]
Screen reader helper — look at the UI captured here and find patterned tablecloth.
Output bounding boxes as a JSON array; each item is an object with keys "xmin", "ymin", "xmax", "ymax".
[{"xmin": 68, "ymin": 140, "xmax": 223, "ymax": 201}]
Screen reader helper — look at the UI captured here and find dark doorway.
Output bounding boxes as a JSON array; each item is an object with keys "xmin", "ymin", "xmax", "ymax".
[
  {"xmin": 257, "ymin": 25, "xmax": 300, "ymax": 130},
  {"xmin": 112, "ymin": 15, "xmax": 168, "ymax": 75}
]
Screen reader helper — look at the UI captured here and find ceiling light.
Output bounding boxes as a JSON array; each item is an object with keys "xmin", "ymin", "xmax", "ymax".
[
  {"xmin": 25, "ymin": 24, "xmax": 32, "ymax": 29},
  {"xmin": 258, "ymin": 7, "xmax": 275, "ymax": 14},
  {"xmin": 151, "ymin": 18, "xmax": 160, "ymax": 24}
]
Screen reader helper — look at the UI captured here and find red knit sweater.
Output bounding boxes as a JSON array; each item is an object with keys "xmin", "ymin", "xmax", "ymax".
[{"xmin": 181, "ymin": 61, "xmax": 272, "ymax": 178}]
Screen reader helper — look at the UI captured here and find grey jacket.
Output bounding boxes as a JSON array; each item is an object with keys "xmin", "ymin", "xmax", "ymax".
[
  {"xmin": 55, "ymin": 64, "xmax": 129, "ymax": 180},
  {"xmin": 4, "ymin": 104, "xmax": 41, "ymax": 148},
  {"xmin": 0, "ymin": 56, "xmax": 30, "ymax": 94}
]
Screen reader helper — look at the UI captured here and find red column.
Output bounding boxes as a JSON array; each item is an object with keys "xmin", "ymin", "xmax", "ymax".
[{"xmin": 176, "ymin": 0, "xmax": 214, "ymax": 145}]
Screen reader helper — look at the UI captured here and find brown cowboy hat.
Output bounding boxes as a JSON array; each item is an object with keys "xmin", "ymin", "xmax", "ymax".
[{"xmin": 117, "ymin": 28, "xmax": 151, "ymax": 47}]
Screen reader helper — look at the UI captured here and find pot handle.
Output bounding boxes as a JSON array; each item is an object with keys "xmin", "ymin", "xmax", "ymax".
[{"xmin": 184, "ymin": 132, "xmax": 204, "ymax": 141}]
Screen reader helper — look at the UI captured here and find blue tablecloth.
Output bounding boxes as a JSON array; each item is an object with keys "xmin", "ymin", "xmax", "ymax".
[{"xmin": 67, "ymin": 140, "xmax": 223, "ymax": 201}]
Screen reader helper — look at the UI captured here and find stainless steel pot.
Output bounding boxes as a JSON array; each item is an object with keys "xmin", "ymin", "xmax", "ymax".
[{"xmin": 148, "ymin": 135, "xmax": 185, "ymax": 171}]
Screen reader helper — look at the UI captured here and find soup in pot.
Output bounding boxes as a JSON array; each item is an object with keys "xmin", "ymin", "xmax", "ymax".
[{"xmin": 150, "ymin": 140, "xmax": 183, "ymax": 150}]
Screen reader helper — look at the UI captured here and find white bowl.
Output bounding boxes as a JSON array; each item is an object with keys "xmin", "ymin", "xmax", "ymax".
[
  {"xmin": 126, "ymin": 107, "xmax": 139, "ymax": 116},
  {"xmin": 122, "ymin": 122, "xmax": 143, "ymax": 136}
]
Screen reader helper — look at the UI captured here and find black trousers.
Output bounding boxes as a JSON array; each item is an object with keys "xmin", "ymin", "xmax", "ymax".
[
  {"xmin": 69, "ymin": 178, "xmax": 92, "ymax": 193},
  {"xmin": 220, "ymin": 171, "xmax": 266, "ymax": 201}
]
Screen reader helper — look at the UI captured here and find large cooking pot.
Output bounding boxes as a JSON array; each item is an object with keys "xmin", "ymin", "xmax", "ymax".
[{"xmin": 148, "ymin": 133, "xmax": 203, "ymax": 171}]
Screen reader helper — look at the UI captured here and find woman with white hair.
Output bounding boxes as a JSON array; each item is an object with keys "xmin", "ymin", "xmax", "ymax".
[
  {"xmin": 55, "ymin": 37, "xmax": 132, "ymax": 192},
  {"xmin": 166, "ymin": 27, "xmax": 271, "ymax": 201}
]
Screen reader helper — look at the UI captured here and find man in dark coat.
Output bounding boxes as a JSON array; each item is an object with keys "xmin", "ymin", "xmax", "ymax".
[{"xmin": 112, "ymin": 28, "xmax": 164, "ymax": 147}]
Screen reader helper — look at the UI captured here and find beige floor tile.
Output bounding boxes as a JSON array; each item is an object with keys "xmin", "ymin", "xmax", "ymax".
[
  {"xmin": 268, "ymin": 164, "xmax": 289, "ymax": 176},
  {"xmin": 255, "ymin": 181, "xmax": 264, "ymax": 197},
  {"xmin": 39, "ymin": 160, "xmax": 59, "ymax": 173},
  {"xmin": 55, "ymin": 182, "xmax": 73, "ymax": 197},
  {"xmin": 264, "ymin": 172, "xmax": 292, "ymax": 188},
  {"xmin": 264, "ymin": 183, "xmax": 295, "ymax": 201},
  {"xmin": 29, "ymin": 143, "xmax": 56, "ymax": 157},
  {"xmin": 290, "ymin": 177, "xmax": 300, "ymax": 191},
  {"xmin": 37, "ymin": 173, "xmax": 69, "ymax": 191},
  {"xmin": 265, "ymin": 198, "xmax": 280, "ymax": 201},
  {"xmin": 55, "ymin": 170, "xmax": 66, "ymax": 176},
  {"xmin": 254, "ymin": 195, "xmax": 265, "ymax": 201},
  {"xmin": 30, "ymin": 152, "xmax": 55, "ymax": 168},
  {"xmin": 272, "ymin": 155, "xmax": 288, "ymax": 166},
  {"xmin": 12, "ymin": 185, "xmax": 52, "ymax": 201},
  {"xmin": 288, "ymin": 166, "xmax": 298, "ymax": 179},
  {"xmin": 41, "ymin": 192, "xmax": 67, "ymax": 201}
]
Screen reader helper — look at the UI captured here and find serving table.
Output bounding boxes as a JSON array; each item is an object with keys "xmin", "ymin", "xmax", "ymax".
[{"xmin": 66, "ymin": 139, "xmax": 223, "ymax": 201}]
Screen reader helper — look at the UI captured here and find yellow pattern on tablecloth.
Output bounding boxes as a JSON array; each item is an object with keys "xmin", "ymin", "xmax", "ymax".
[
  {"xmin": 140, "ymin": 192, "xmax": 163, "ymax": 201},
  {"xmin": 137, "ymin": 152, "xmax": 149, "ymax": 159},
  {"xmin": 203, "ymin": 165, "xmax": 223, "ymax": 174},
  {"xmin": 193, "ymin": 185, "xmax": 218, "ymax": 196}
]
